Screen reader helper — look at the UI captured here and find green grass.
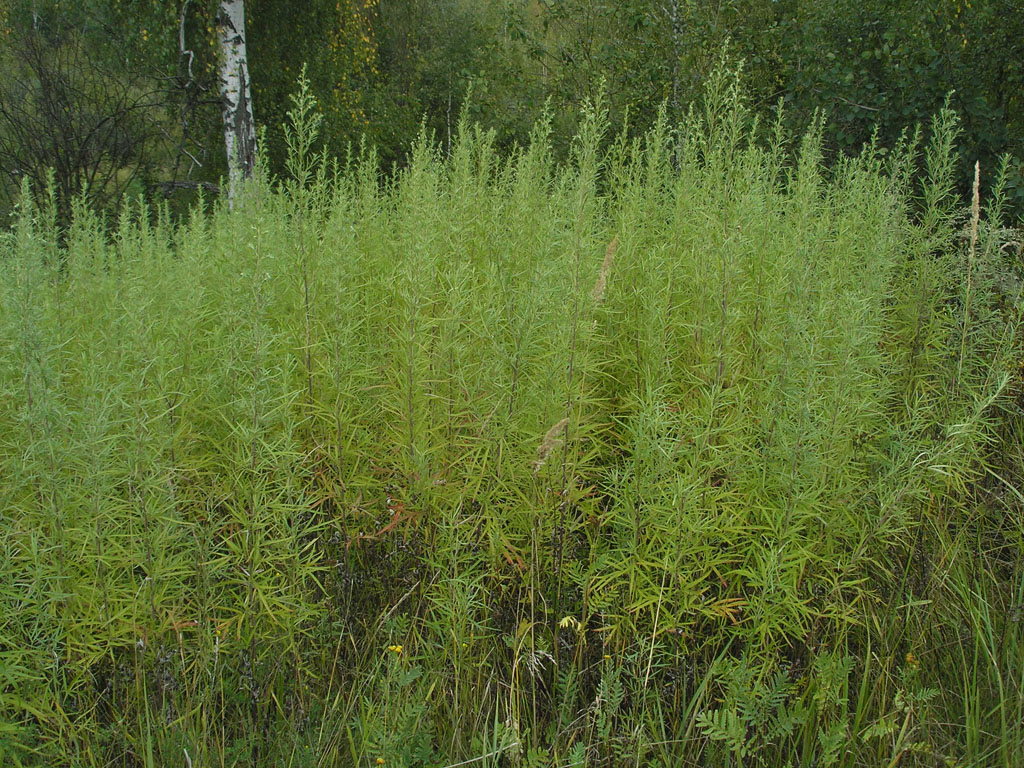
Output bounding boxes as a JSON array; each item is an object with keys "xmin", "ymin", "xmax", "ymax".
[{"xmin": 1, "ymin": 70, "xmax": 1022, "ymax": 768}]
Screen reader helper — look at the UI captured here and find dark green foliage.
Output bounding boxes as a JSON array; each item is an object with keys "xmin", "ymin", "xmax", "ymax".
[
  {"xmin": 774, "ymin": 0, "xmax": 1024, "ymax": 213},
  {"xmin": 3, "ymin": 0, "xmax": 1021, "ymax": 221}
]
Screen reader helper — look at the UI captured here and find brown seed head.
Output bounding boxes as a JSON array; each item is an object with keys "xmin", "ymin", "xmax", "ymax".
[
  {"xmin": 591, "ymin": 235, "xmax": 618, "ymax": 303},
  {"xmin": 533, "ymin": 417, "xmax": 570, "ymax": 473}
]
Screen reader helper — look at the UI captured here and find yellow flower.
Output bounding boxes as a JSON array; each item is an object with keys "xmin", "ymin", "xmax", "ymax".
[
  {"xmin": 603, "ymin": 653, "xmax": 612, "ymax": 660},
  {"xmin": 376, "ymin": 759, "xmax": 386, "ymax": 765},
  {"xmin": 387, "ymin": 644, "xmax": 403, "ymax": 654},
  {"xmin": 905, "ymin": 651, "xmax": 919, "ymax": 669}
]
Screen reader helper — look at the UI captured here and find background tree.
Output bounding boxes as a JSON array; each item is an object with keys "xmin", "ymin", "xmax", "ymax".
[
  {"xmin": 216, "ymin": 0, "xmax": 255, "ymax": 206},
  {"xmin": 246, "ymin": 0, "xmax": 379, "ymax": 170},
  {"xmin": 0, "ymin": 0, "xmax": 227, "ymax": 221},
  {"xmin": 0, "ymin": 0, "xmax": 1020, "ymax": 217},
  {"xmin": 0, "ymin": 1, "xmax": 186, "ymax": 224},
  {"xmin": 0, "ymin": 19, "xmax": 167, "ymax": 225},
  {"xmin": 774, "ymin": 0, "xmax": 1024, "ymax": 205},
  {"xmin": 358, "ymin": 0, "xmax": 525, "ymax": 166}
]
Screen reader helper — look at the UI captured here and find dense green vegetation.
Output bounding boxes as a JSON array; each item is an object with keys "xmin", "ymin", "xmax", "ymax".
[{"xmin": 1, "ymin": 70, "xmax": 1022, "ymax": 766}]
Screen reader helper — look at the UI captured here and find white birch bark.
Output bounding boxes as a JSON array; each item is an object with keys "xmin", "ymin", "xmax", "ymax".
[
  {"xmin": 663, "ymin": 0, "xmax": 683, "ymax": 117},
  {"xmin": 216, "ymin": 0, "xmax": 255, "ymax": 208}
]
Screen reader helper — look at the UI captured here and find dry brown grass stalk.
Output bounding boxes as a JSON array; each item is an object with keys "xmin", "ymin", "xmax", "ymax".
[
  {"xmin": 956, "ymin": 161, "xmax": 981, "ymax": 392},
  {"xmin": 969, "ymin": 161, "xmax": 980, "ymax": 249},
  {"xmin": 533, "ymin": 417, "xmax": 569, "ymax": 473},
  {"xmin": 591, "ymin": 235, "xmax": 618, "ymax": 303}
]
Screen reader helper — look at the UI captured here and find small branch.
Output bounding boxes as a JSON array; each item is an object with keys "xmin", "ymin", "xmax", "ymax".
[
  {"xmin": 155, "ymin": 180, "xmax": 220, "ymax": 197},
  {"xmin": 811, "ymin": 87, "xmax": 883, "ymax": 112},
  {"xmin": 438, "ymin": 742, "xmax": 521, "ymax": 768},
  {"xmin": 179, "ymin": 0, "xmax": 195, "ymax": 82}
]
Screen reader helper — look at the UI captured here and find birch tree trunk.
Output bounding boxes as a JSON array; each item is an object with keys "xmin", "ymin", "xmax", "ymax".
[
  {"xmin": 663, "ymin": 0, "xmax": 683, "ymax": 119},
  {"xmin": 216, "ymin": 0, "xmax": 255, "ymax": 208}
]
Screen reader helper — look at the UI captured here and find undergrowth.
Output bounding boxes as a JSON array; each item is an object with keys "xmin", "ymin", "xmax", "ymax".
[{"xmin": 1, "ymin": 67, "xmax": 1022, "ymax": 768}]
